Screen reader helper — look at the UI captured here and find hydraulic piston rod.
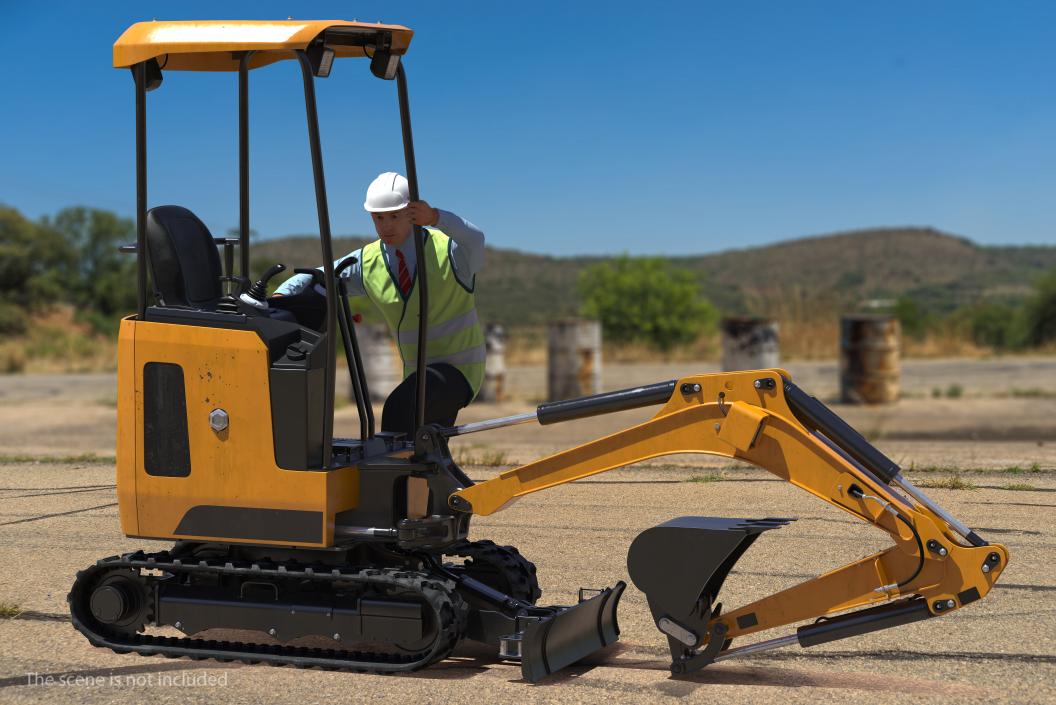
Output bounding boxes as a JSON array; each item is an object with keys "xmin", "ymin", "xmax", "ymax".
[{"xmin": 441, "ymin": 380, "xmax": 677, "ymax": 437}]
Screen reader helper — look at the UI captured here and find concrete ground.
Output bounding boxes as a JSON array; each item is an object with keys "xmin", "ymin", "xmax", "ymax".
[{"xmin": 0, "ymin": 358, "xmax": 1054, "ymax": 703}]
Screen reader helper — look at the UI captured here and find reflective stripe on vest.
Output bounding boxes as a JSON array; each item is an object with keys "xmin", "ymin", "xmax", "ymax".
[{"xmin": 360, "ymin": 230, "xmax": 485, "ymax": 399}]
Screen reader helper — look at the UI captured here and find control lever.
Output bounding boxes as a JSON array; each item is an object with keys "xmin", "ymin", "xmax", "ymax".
[
  {"xmin": 239, "ymin": 263, "xmax": 287, "ymax": 310},
  {"xmin": 294, "ymin": 267, "xmax": 327, "ymax": 286}
]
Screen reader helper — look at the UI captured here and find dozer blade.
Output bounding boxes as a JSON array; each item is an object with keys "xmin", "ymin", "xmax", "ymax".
[
  {"xmin": 519, "ymin": 581, "xmax": 625, "ymax": 682},
  {"xmin": 627, "ymin": 517, "xmax": 793, "ymax": 672}
]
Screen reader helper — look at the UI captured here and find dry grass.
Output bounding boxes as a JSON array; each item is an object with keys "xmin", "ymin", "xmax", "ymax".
[
  {"xmin": 1000, "ymin": 462, "xmax": 1045, "ymax": 474},
  {"xmin": 917, "ymin": 474, "xmax": 977, "ymax": 490},
  {"xmin": 1002, "ymin": 483, "xmax": 1038, "ymax": 491},
  {"xmin": 1, "ymin": 307, "xmax": 117, "ymax": 374},
  {"xmin": 0, "ymin": 602, "xmax": 22, "ymax": 619},
  {"xmin": 903, "ymin": 333, "xmax": 989, "ymax": 358},
  {"xmin": 0, "ymin": 453, "xmax": 116, "ymax": 465},
  {"xmin": 503, "ymin": 317, "xmax": 1004, "ymax": 366},
  {"xmin": 454, "ymin": 445, "xmax": 510, "ymax": 467},
  {"xmin": 907, "ymin": 462, "xmax": 1049, "ymax": 475},
  {"xmin": 688, "ymin": 472, "xmax": 727, "ymax": 483},
  {"xmin": 0, "ymin": 303, "xmax": 1036, "ymax": 378}
]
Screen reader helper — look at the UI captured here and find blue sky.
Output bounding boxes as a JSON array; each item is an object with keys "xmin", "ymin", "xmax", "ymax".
[{"xmin": 1, "ymin": 1, "xmax": 1053, "ymax": 255}]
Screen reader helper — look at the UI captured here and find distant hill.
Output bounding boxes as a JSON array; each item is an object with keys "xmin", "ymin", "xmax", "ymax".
[{"xmin": 251, "ymin": 227, "xmax": 1056, "ymax": 326}]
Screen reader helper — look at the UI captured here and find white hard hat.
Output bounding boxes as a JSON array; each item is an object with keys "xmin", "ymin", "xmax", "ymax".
[{"xmin": 364, "ymin": 172, "xmax": 410, "ymax": 212}]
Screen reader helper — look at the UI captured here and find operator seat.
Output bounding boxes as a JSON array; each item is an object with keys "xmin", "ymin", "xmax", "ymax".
[{"xmin": 145, "ymin": 205, "xmax": 223, "ymax": 309}]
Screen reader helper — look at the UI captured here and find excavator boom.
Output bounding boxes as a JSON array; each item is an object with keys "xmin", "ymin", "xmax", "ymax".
[{"xmin": 447, "ymin": 369, "xmax": 1008, "ymax": 672}]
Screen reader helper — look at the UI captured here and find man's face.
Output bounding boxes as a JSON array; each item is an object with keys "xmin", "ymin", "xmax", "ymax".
[{"xmin": 371, "ymin": 208, "xmax": 412, "ymax": 247}]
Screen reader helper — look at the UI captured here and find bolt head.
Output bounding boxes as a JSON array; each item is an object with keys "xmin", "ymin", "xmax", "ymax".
[
  {"xmin": 268, "ymin": 628, "xmax": 276, "ymax": 636},
  {"xmin": 209, "ymin": 408, "xmax": 229, "ymax": 432},
  {"xmin": 174, "ymin": 620, "xmax": 182, "ymax": 630},
  {"xmin": 333, "ymin": 633, "xmax": 341, "ymax": 641},
  {"xmin": 982, "ymin": 563, "xmax": 991, "ymax": 572},
  {"xmin": 946, "ymin": 599, "xmax": 955, "ymax": 609}
]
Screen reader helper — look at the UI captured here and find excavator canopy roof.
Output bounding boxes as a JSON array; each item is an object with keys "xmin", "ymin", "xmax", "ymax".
[{"xmin": 113, "ymin": 20, "xmax": 413, "ymax": 71}]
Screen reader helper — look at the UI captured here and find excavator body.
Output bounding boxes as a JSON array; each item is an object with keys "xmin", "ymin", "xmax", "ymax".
[{"xmin": 69, "ymin": 19, "xmax": 1008, "ymax": 684}]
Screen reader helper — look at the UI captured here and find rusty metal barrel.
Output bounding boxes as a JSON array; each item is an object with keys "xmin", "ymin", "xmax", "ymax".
[
  {"xmin": 359, "ymin": 323, "xmax": 401, "ymax": 401},
  {"xmin": 840, "ymin": 315, "xmax": 901, "ymax": 404},
  {"xmin": 721, "ymin": 317, "xmax": 780, "ymax": 371},
  {"xmin": 548, "ymin": 319, "xmax": 602, "ymax": 401},
  {"xmin": 477, "ymin": 323, "xmax": 507, "ymax": 402}
]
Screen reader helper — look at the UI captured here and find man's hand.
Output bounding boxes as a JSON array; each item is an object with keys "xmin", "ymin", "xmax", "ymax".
[{"xmin": 407, "ymin": 200, "xmax": 439, "ymax": 227}]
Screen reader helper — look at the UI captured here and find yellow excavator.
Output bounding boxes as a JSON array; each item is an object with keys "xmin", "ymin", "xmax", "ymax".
[{"xmin": 69, "ymin": 19, "xmax": 1008, "ymax": 682}]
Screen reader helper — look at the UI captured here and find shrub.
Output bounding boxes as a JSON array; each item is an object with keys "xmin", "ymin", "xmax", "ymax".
[
  {"xmin": 950, "ymin": 302, "xmax": 1021, "ymax": 349},
  {"xmin": 1021, "ymin": 270, "xmax": 1056, "ymax": 346},
  {"xmin": 892, "ymin": 297, "xmax": 931, "ymax": 339},
  {"xmin": 578, "ymin": 255, "xmax": 717, "ymax": 352}
]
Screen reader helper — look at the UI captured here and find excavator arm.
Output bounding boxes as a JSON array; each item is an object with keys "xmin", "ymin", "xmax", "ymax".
[{"xmin": 446, "ymin": 369, "xmax": 1008, "ymax": 671}]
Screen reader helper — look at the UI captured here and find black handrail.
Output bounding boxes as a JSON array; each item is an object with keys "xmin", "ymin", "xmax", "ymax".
[
  {"xmin": 335, "ymin": 257, "xmax": 372, "ymax": 440},
  {"xmin": 296, "ymin": 50, "xmax": 337, "ymax": 467},
  {"xmin": 134, "ymin": 62, "xmax": 148, "ymax": 317},
  {"xmin": 396, "ymin": 62, "xmax": 428, "ymax": 433},
  {"xmin": 238, "ymin": 51, "xmax": 254, "ymax": 284}
]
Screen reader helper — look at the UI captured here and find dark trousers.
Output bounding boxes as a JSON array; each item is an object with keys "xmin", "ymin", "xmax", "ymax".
[{"xmin": 382, "ymin": 363, "xmax": 473, "ymax": 437}]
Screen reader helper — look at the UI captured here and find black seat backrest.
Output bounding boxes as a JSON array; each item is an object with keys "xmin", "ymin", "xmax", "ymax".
[{"xmin": 145, "ymin": 205, "xmax": 222, "ymax": 309}]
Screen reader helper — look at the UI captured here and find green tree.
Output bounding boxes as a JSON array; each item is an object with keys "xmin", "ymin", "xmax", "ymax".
[
  {"xmin": 577, "ymin": 255, "xmax": 716, "ymax": 351},
  {"xmin": 949, "ymin": 302, "xmax": 1020, "ymax": 349},
  {"xmin": 1021, "ymin": 270, "xmax": 1056, "ymax": 346},
  {"xmin": 892, "ymin": 297, "xmax": 931, "ymax": 339},
  {"xmin": 44, "ymin": 207, "xmax": 137, "ymax": 330},
  {"xmin": 0, "ymin": 206, "xmax": 76, "ymax": 332}
]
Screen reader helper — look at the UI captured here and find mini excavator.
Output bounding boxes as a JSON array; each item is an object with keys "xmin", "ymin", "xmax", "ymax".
[{"xmin": 70, "ymin": 20, "xmax": 1009, "ymax": 682}]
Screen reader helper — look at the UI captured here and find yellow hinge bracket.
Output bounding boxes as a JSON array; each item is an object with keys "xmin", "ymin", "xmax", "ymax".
[{"xmin": 717, "ymin": 401, "xmax": 768, "ymax": 452}]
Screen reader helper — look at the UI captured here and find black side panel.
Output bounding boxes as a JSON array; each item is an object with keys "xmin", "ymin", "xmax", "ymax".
[
  {"xmin": 270, "ymin": 367, "xmax": 326, "ymax": 470},
  {"xmin": 174, "ymin": 505, "xmax": 322, "ymax": 543},
  {"xmin": 143, "ymin": 362, "xmax": 191, "ymax": 477}
]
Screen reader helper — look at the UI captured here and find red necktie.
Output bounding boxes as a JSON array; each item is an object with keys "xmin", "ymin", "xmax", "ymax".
[{"xmin": 396, "ymin": 249, "xmax": 413, "ymax": 296}]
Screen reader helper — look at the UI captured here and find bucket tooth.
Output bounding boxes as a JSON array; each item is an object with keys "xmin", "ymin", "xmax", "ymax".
[
  {"xmin": 519, "ymin": 581, "xmax": 625, "ymax": 682},
  {"xmin": 627, "ymin": 517, "xmax": 792, "ymax": 669}
]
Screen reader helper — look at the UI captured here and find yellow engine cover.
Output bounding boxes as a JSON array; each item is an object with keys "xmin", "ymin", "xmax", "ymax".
[{"xmin": 115, "ymin": 316, "xmax": 358, "ymax": 547}]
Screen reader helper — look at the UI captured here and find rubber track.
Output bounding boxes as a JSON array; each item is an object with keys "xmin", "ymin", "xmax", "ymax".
[
  {"xmin": 446, "ymin": 540, "xmax": 542, "ymax": 604},
  {"xmin": 68, "ymin": 550, "xmax": 466, "ymax": 673}
]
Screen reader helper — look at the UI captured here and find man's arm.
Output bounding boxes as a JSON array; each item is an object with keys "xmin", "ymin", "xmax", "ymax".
[
  {"xmin": 433, "ymin": 209, "xmax": 485, "ymax": 285},
  {"xmin": 272, "ymin": 247, "xmax": 366, "ymax": 297}
]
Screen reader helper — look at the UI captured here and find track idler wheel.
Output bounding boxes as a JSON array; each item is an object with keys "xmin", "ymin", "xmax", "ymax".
[{"xmin": 82, "ymin": 569, "xmax": 152, "ymax": 636}]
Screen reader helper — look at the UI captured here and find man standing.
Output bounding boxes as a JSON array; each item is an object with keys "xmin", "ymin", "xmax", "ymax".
[{"xmin": 274, "ymin": 172, "xmax": 485, "ymax": 437}]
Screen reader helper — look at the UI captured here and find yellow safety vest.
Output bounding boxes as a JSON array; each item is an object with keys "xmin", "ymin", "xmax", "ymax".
[{"xmin": 360, "ymin": 230, "xmax": 485, "ymax": 399}]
